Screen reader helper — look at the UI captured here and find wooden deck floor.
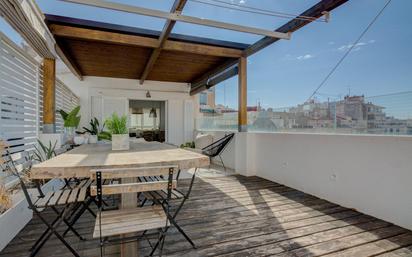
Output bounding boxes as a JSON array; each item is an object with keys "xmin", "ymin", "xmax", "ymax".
[{"xmin": 1, "ymin": 175, "xmax": 412, "ymax": 257}]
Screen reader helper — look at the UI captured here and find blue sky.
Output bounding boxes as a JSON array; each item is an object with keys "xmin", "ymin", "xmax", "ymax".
[{"xmin": 1, "ymin": 0, "xmax": 411, "ymax": 109}]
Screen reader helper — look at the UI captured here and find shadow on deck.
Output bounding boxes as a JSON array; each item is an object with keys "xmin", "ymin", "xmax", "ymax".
[{"xmin": 1, "ymin": 174, "xmax": 412, "ymax": 257}]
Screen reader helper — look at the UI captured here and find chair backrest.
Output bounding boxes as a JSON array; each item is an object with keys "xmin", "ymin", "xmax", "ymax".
[
  {"xmin": 90, "ymin": 166, "xmax": 178, "ymax": 198},
  {"xmin": 1, "ymin": 146, "xmax": 36, "ymax": 207},
  {"xmin": 201, "ymin": 133, "xmax": 234, "ymax": 158}
]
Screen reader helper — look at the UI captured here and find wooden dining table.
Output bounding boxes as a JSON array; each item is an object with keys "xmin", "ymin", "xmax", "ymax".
[{"xmin": 31, "ymin": 141, "xmax": 209, "ymax": 257}]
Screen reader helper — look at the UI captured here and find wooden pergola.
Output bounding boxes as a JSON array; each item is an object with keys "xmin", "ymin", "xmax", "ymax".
[{"xmin": 40, "ymin": 0, "xmax": 348, "ymax": 132}]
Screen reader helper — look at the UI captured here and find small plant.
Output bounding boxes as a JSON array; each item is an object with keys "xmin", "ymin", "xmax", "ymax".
[
  {"xmin": 59, "ymin": 106, "xmax": 81, "ymax": 128},
  {"xmin": 82, "ymin": 118, "xmax": 112, "ymax": 140},
  {"xmin": 180, "ymin": 141, "xmax": 195, "ymax": 148},
  {"xmin": 83, "ymin": 117, "xmax": 101, "ymax": 135},
  {"xmin": 32, "ymin": 139, "xmax": 57, "ymax": 163},
  {"xmin": 105, "ymin": 113, "xmax": 128, "ymax": 135},
  {"xmin": 98, "ymin": 131, "xmax": 112, "ymax": 141}
]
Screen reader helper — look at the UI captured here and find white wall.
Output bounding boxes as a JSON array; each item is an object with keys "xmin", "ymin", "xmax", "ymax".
[
  {"xmin": 228, "ymin": 132, "xmax": 412, "ymax": 231},
  {"xmin": 58, "ymin": 74, "xmax": 194, "ymax": 145}
]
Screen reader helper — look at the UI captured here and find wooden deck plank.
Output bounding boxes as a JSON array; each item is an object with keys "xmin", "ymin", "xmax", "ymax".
[{"xmin": 1, "ymin": 174, "xmax": 411, "ymax": 257}]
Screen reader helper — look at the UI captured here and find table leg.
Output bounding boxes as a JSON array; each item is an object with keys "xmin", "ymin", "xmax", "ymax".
[{"xmin": 121, "ymin": 177, "xmax": 139, "ymax": 257}]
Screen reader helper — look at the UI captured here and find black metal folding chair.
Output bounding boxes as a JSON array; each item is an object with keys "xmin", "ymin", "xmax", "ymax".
[
  {"xmin": 201, "ymin": 133, "xmax": 234, "ymax": 171},
  {"xmin": 54, "ymin": 145, "xmax": 81, "ymax": 189},
  {"xmin": 140, "ymin": 168, "xmax": 198, "ymax": 255},
  {"xmin": 91, "ymin": 165, "xmax": 177, "ymax": 257},
  {"xmin": 1, "ymin": 150, "xmax": 85, "ymax": 257}
]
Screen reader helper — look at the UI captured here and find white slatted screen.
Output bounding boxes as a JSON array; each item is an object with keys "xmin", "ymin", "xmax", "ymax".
[
  {"xmin": 55, "ymin": 78, "xmax": 80, "ymax": 133},
  {"xmin": 0, "ymin": 32, "xmax": 39, "ymax": 155},
  {"xmin": 0, "ymin": 31, "xmax": 79, "ymax": 186}
]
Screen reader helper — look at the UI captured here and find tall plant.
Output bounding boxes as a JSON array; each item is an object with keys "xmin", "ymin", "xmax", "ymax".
[
  {"xmin": 83, "ymin": 117, "xmax": 101, "ymax": 135},
  {"xmin": 32, "ymin": 139, "xmax": 57, "ymax": 163},
  {"xmin": 59, "ymin": 106, "xmax": 81, "ymax": 128},
  {"xmin": 105, "ymin": 113, "xmax": 128, "ymax": 135}
]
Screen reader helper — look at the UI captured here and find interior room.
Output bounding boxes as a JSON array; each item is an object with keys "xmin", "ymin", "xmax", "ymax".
[{"xmin": 129, "ymin": 100, "xmax": 166, "ymax": 142}]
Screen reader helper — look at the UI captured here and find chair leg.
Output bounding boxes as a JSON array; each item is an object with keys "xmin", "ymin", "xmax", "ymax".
[
  {"xmin": 159, "ymin": 231, "xmax": 167, "ymax": 257},
  {"xmin": 219, "ymin": 154, "xmax": 226, "ymax": 172},
  {"xmin": 169, "ymin": 218, "xmax": 196, "ymax": 248},
  {"xmin": 176, "ymin": 169, "xmax": 182, "ymax": 181},
  {"xmin": 63, "ymin": 197, "xmax": 96, "ymax": 237},
  {"xmin": 50, "ymin": 206, "xmax": 84, "ymax": 240},
  {"xmin": 31, "ymin": 207, "xmax": 80, "ymax": 257},
  {"xmin": 140, "ymin": 198, "xmax": 147, "ymax": 207},
  {"xmin": 30, "ymin": 209, "xmax": 62, "ymax": 251},
  {"xmin": 150, "ymin": 229, "xmax": 165, "ymax": 257},
  {"xmin": 151, "ymin": 170, "xmax": 198, "ymax": 255},
  {"xmin": 151, "ymin": 200, "xmax": 196, "ymax": 255},
  {"xmin": 84, "ymin": 197, "xmax": 97, "ymax": 216}
]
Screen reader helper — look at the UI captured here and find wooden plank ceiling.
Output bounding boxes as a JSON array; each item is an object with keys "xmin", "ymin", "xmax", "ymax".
[{"xmin": 45, "ymin": 14, "xmax": 248, "ymax": 83}]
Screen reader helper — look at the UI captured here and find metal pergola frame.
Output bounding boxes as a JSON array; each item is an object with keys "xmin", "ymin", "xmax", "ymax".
[{"xmin": 58, "ymin": 0, "xmax": 348, "ymax": 94}]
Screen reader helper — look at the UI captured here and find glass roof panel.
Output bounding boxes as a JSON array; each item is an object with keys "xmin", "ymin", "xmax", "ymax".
[
  {"xmin": 37, "ymin": 0, "xmax": 175, "ymax": 31},
  {"xmin": 38, "ymin": 0, "xmax": 322, "ymax": 44},
  {"xmin": 173, "ymin": 0, "xmax": 320, "ymax": 44}
]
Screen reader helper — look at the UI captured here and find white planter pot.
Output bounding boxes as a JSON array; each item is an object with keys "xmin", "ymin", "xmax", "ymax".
[
  {"xmin": 74, "ymin": 135, "xmax": 85, "ymax": 145},
  {"xmin": 0, "ymin": 193, "xmax": 32, "ymax": 251},
  {"xmin": 112, "ymin": 134, "xmax": 129, "ymax": 150},
  {"xmin": 88, "ymin": 135, "xmax": 98, "ymax": 144},
  {"xmin": 63, "ymin": 127, "xmax": 76, "ymax": 144}
]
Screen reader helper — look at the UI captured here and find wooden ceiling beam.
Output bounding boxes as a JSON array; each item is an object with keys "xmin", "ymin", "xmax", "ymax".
[
  {"xmin": 139, "ymin": 0, "xmax": 187, "ymax": 85},
  {"xmin": 55, "ymin": 44, "xmax": 83, "ymax": 80},
  {"xmin": 163, "ymin": 40, "xmax": 241, "ymax": 58},
  {"xmin": 50, "ymin": 24, "xmax": 159, "ymax": 48},
  {"xmin": 49, "ymin": 24, "xmax": 242, "ymax": 58}
]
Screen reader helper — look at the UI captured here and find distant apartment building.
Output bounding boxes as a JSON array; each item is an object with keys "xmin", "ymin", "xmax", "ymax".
[
  {"xmin": 195, "ymin": 90, "xmax": 411, "ymax": 135},
  {"xmin": 194, "ymin": 88, "xmax": 216, "ymax": 116}
]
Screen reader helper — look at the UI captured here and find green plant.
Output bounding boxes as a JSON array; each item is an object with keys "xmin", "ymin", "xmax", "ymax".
[
  {"xmin": 32, "ymin": 139, "xmax": 57, "ymax": 162},
  {"xmin": 83, "ymin": 117, "xmax": 100, "ymax": 135},
  {"xmin": 80, "ymin": 118, "xmax": 111, "ymax": 140},
  {"xmin": 98, "ymin": 131, "xmax": 112, "ymax": 141},
  {"xmin": 59, "ymin": 106, "xmax": 81, "ymax": 128},
  {"xmin": 105, "ymin": 113, "xmax": 128, "ymax": 135},
  {"xmin": 180, "ymin": 141, "xmax": 195, "ymax": 148}
]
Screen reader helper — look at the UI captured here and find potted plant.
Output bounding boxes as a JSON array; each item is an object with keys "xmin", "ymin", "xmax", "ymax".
[
  {"xmin": 105, "ymin": 113, "xmax": 129, "ymax": 150},
  {"xmin": 58, "ymin": 106, "xmax": 81, "ymax": 144},
  {"xmin": 82, "ymin": 118, "xmax": 112, "ymax": 143},
  {"xmin": 82, "ymin": 118, "xmax": 100, "ymax": 143}
]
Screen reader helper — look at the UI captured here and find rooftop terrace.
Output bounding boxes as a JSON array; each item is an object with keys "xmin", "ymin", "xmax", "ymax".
[{"xmin": 1, "ymin": 1, "xmax": 412, "ymax": 257}]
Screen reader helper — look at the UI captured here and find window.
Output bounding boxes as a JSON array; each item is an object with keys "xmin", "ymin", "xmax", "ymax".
[
  {"xmin": 200, "ymin": 92, "xmax": 208, "ymax": 105},
  {"xmin": 130, "ymin": 108, "xmax": 160, "ymax": 130}
]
